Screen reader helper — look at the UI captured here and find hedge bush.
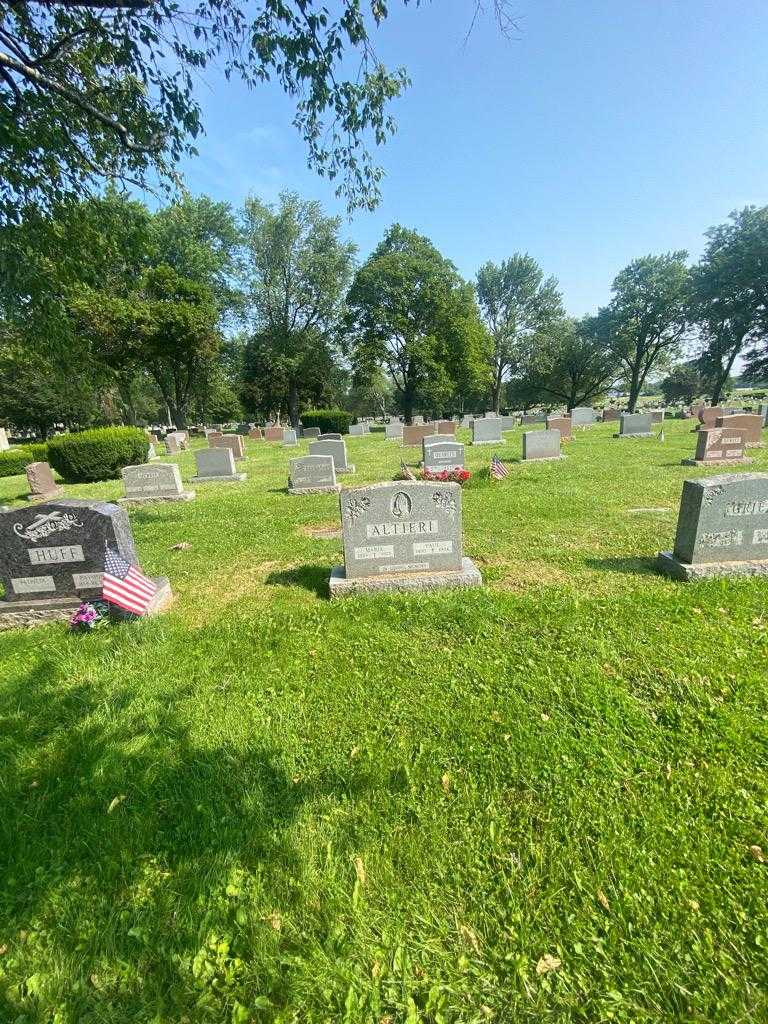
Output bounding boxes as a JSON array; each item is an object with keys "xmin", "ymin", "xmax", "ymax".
[
  {"xmin": 0, "ymin": 449, "xmax": 33, "ymax": 478},
  {"xmin": 301, "ymin": 409, "xmax": 354, "ymax": 434},
  {"xmin": 47, "ymin": 427, "xmax": 149, "ymax": 483}
]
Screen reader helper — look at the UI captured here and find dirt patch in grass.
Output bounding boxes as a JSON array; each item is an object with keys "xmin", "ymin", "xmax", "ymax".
[
  {"xmin": 299, "ymin": 522, "xmax": 342, "ymax": 540},
  {"xmin": 490, "ymin": 559, "xmax": 571, "ymax": 591}
]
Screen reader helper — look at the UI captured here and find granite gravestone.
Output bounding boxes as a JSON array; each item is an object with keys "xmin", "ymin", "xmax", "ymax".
[
  {"xmin": 601, "ymin": 408, "xmax": 621, "ymax": 422},
  {"xmin": 403, "ymin": 424, "xmax": 437, "ymax": 446},
  {"xmin": 0, "ymin": 427, "xmax": 9, "ymax": 451},
  {"xmin": 288, "ymin": 455, "xmax": 338, "ymax": 495},
  {"xmin": 697, "ymin": 406, "xmax": 726, "ymax": 429},
  {"xmin": 521, "ymin": 413, "xmax": 547, "ymax": 425},
  {"xmin": 472, "ymin": 418, "xmax": 502, "ymax": 445},
  {"xmin": 329, "ymin": 481, "xmax": 481, "ymax": 597},
  {"xmin": 263, "ymin": 426, "xmax": 282, "ymax": 441},
  {"xmin": 282, "ymin": 428, "xmax": 298, "ymax": 447},
  {"xmin": 192, "ymin": 447, "xmax": 246, "ymax": 483},
  {"xmin": 26, "ymin": 462, "xmax": 63, "ymax": 502},
  {"xmin": 302, "ymin": 427, "xmax": 321, "ymax": 439},
  {"xmin": 658, "ymin": 473, "xmax": 768, "ymax": 580},
  {"xmin": 435, "ymin": 420, "xmax": 457, "ymax": 435},
  {"xmin": 615, "ymin": 412, "xmax": 653, "ymax": 438},
  {"xmin": 571, "ymin": 407, "xmax": 596, "ymax": 428},
  {"xmin": 309, "ymin": 438, "xmax": 354, "ymax": 474},
  {"xmin": 249, "ymin": 428, "xmax": 263, "ymax": 440},
  {"xmin": 412, "ymin": 415, "xmax": 425, "ymax": 425},
  {"xmin": 499, "ymin": 416, "xmax": 517, "ymax": 432},
  {"xmin": 318, "ymin": 432, "xmax": 342, "ymax": 441},
  {"xmin": 523, "ymin": 429, "xmax": 564, "ymax": 461},
  {"xmin": 716, "ymin": 414, "xmax": 764, "ymax": 447},
  {"xmin": 121, "ymin": 463, "xmax": 194, "ymax": 503},
  {"xmin": 546, "ymin": 415, "xmax": 572, "ymax": 441},
  {"xmin": 349, "ymin": 423, "xmax": 369, "ymax": 436},
  {"xmin": 385, "ymin": 422, "xmax": 404, "ymax": 439},
  {"xmin": 0, "ymin": 499, "xmax": 172, "ymax": 623},
  {"xmin": 682, "ymin": 428, "xmax": 750, "ymax": 467},
  {"xmin": 165, "ymin": 435, "xmax": 180, "ymax": 455},
  {"xmin": 422, "ymin": 440, "xmax": 465, "ymax": 473},
  {"xmin": 211, "ymin": 433, "xmax": 245, "ymax": 460},
  {"xmin": 650, "ymin": 409, "xmax": 666, "ymax": 424}
]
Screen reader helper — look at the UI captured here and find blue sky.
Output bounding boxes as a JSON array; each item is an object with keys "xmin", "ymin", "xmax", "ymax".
[{"xmin": 175, "ymin": 0, "xmax": 768, "ymax": 316}]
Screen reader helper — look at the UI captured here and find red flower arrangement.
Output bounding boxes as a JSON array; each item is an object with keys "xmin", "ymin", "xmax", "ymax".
[{"xmin": 419, "ymin": 467, "xmax": 471, "ymax": 484}]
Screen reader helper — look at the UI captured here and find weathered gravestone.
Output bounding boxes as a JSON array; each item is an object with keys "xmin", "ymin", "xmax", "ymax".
[
  {"xmin": 264, "ymin": 426, "xmax": 284, "ymax": 442},
  {"xmin": 472, "ymin": 418, "xmax": 502, "ymax": 445},
  {"xmin": 288, "ymin": 455, "xmax": 338, "ymax": 495},
  {"xmin": 546, "ymin": 415, "xmax": 572, "ymax": 441},
  {"xmin": 0, "ymin": 427, "xmax": 9, "ymax": 451},
  {"xmin": 192, "ymin": 447, "xmax": 246, "ymax": 483},
  {"xmin": 601, "ymin": 408, "xmax": 621, "ymax": 422},
  {"xmin": 282, "ymin": 428, "xmax": 298, "ymax": 447},
  {"xmin": 716, "ymin": 414, "xmax": 764, "ymax": 447},
  {"xmin": 309, "ymin": 438, "xmax": 354, "ymax": 474},
  {"xmin": 615, "ymin": 412, "xmax": 653, "ymax": 438},
  {"xmin": 499, "ymin": 415, "xmax": 517, "ymax": 432},
  {"xmin": 682, "ymin": 428, "xmax": 750, "ymax": 467},
  {"xmin": 571, "ymin": 407, "xmax": 596, "ymax": 428},
  {"xmin": 521, "ymin": 413, "xmax": 547, "ymax": 425},
  {"xmin": 523, "ymin": 429, "xmax": 564, "ymax": 461},
  {"xmin": 658, "ymin": 473, "xmax": 768, "ymax": 580},
  {"xmin": 26, "ymin": 462, "xmax": 63, "ymax": 502},
  {"xmin": 0, "ymin": 499, "xmax": 172, "ymax": 627},
  {"xmin": 121, "ymin": 463, "xmax": 194, "ymax": 504},
  {"xmin": 403, "ymin": 423, "xmax": 437, "ymax": 446},
  {"xmin": 302, "ymin": 427, "xmax": 321, "ymax": 440},
  {"xmin": 210, "ymin": 433, "xmax": 245, "ymax": 460},
  {"xmin": 165, "ymin": 435, "xmax": 180, "ymax": 455},
  {"xmin": 207, "ymin": 431, "xmax": 223, "ymax": 443},
  {"xmin": 166, "ymin": 431, "xmax": 188, "ymax": 450},
  {"xmin": 423, "ymin": 440, "xmax": 465, "ymax": 473},
  {"xmin": 385, "ymin": 422, "xmax": 403, "ymax": 439},
  {"xmin": 649, "ymin": 409, "xmax": 666, "ymax": 424},
  {"xmin": 249, "ymin": 428, "xmax": 263, "ymax": 440},
  {"xmin": 329, "ymin": 481, "xmax": 481, "ymax": 597}
]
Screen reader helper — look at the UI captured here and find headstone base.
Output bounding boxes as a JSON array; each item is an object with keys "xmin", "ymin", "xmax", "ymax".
[
  {"xmin": 0, "ymin": 576, "xmax": 173, "ymax": 631},
  {"xmin": 523, "ymin": 454, "xmax": 566, "ymax": 462},
  {"xmin": 657, "ymin": 551, "xmax": 768, "ymax": 581},
  {"xmin": 613, "ymin": 432, "xmax": 654, "ymax": 439},
  {"xmin": 329, "ymin": 557, "xmax": 482, "ymax": 599},
  {"xmin": 472, "ymin": 440, "xmax": 500, "ymax": 446},
  {"xmin": 27, "ymin": 486, "xmax": 64, "ymax": 502},
  {"xmin": 191, "ymin": 473, "xmax": 246, "ymax": 483},
  {"xmin": 681, "ymin": 457, "xmax": 752, "ymax": 467},
  {"xmin": 119, "ymin": 491, "xmax": 195, "ymax": 505},
  {"xmin": 288, "ymin": 484, "xmax": 340, "ymax": 495}
]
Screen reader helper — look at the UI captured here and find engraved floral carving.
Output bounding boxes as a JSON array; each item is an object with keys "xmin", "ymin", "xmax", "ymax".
[
  {"xmin": 345, "ymin": 496, "xmax": 371, "ymax": 522},
  {"xmin": 704, "ymin": 485, "xmax": 725, "ymax": 506},
  {"xmin": 432, "ymin": 490, "xmax": 456, "ymax": 517}
]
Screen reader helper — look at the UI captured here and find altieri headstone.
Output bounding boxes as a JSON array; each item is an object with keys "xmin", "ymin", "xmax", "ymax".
[
  {"xmin": 615, "ymin": 412, "xmax": 653, "ymax": 438},
  {"xmin": 288, "ymin": 455, "xmax": 338, "ymax": 495},
  {"xmin": 546, "ymin": 415, "xmax": 572, "ymax": 441},
  {"xmin": 716, "ymin": 414, "xmax": 764, "ymax": 447},
  {"xmin": 658, "ymin": 473, "xmax": 768, "ymax": 580},
  {"xmin": 309, "ymin": 438, "xmax": 354, "ymax": 474},
  {"xmin": 472, "ymin": 419, "xmax": 502, "ymax": 445},
  {"xmin": 26, "ymin": 462, "xmax": 64, "ymax": 502},
  {"xmin": 192, "ymin": 447, "xmax": 245, "ymax": 483},
  {"xmin": 121, "ymin": 463, "xmax": 195, "ymax": 504},
  {"xmin": 682, "ymin": 428, "xmax": 750, "ymax": 467},
  {"xmin": 329, "ymin": 481, "xmax": 481, "ymax": 597},
  {"xmin": 523, "ymin": 429, "xmax": 564, "ymax": 461}
]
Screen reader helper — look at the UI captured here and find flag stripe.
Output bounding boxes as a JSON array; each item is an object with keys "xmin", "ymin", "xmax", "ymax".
[{"xmin": 102, "ymin": 547, "xmax": 157, "ymax": 615}]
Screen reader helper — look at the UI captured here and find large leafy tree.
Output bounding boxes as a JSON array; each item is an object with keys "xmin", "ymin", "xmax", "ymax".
[
  {"xmin": 346, "ymin": 225, "xmax": 489, "ymax": 423},
  {"xmin": 659, "ymin": 362, "xmax": 707, "ymax": 406},
  {"xmin": 601, "ymin": 252, "xmax": 690, "ymax": 412},
  {"xmin": 241, "ymin": 192, "xmax": 356, "ymax": 428},
  {"xmin": 691, "ymin": 207, "xmax": 768, "ymax": 403},
  {"xmin": 475, "ymin": 255, "xmax": 564, "ymax": 414}
]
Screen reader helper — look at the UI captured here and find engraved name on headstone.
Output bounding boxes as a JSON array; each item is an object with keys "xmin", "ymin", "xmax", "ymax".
[
  {"xmin": 288, "ymin": 455, "xmax": 338, "ymax": 494},
  {"xmin": 682, "ymin": 428, "xmax": 749, "ymax": 467},
  {"xmin": 121, "ymin": 463, "xmax": 194, "ymax": 503},
  {"xmin": 423, "ymin": 440, "xmax": 465, "ymax": 472},
  {"xmin": 309, "ymin": 438, "xmax": 354, "ymax": 474}
]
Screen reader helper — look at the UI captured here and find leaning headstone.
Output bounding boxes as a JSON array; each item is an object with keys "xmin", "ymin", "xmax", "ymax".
[
  {"xmin": 309, "ymin": 438, "xmax": 354, "ymax": 474},
  {"xmin": 472, "ymin": 419, "xmax": 502, "ymax": 445},
  {"xmin": 403, "ymin": 423, "xmax": 437, "ymax": 446},
  {"xmin": 26, "ymin": 462, "xmax": 64, "ymax": 502},
  {"xmin": 615, "ymin": 412, "xmax": 653, "ymax": 438},
  {"xmin": 571, "ymin": 407, "xmax": 596, "ymax": 428},
  {"xmin": 682, "ymin": 428, "xmax": 750, "ymax": 467},
  {"xmin": 523, "ymin": 429, "xmax": 564, "ymax": 461},
  {"xmin": 210, "ymin": 433, "xmax": 245, "ymax": 460},
  {"xmin": 264, "ymin": 426, "xmax": 284, "ymax": 442},
  {"xmin": 121, "ymin": 463, "xmax": 194, "ymax": 504},
  {"xmin": 191, "ymin": 447, "xmax": 246, "ymax": 483},
  {"xmin": 658, "ymin": 473, "xmax": 768, "ymax": 580},
  {"xmin": 385, "ymin": 422, "xmax": 403, "ymax": 440},
  {"xmin": 601, "ymin": 408, "xmax": 621, "ymax": 422},
  {"xmin": 0, "ymin": 499, "xmax": 172, "ymax": 628},
  {"xmin": 318, "ymin": 432, "xmax": 342, "ymax": 442},
  {"xmin": 288, "ymin": 455, "xmax": 338, "ymax": 495},
  {"xmin": 0, "ymin": 427, "xmax": 10, "ymax": 451},
  {"xmin": 329, "ymin": 481, "xmax": 481, "ymax": 597},
  {"xmin": 546, "ymin": 415, "xmax": 572, "ymax": 441},
  {"xmin": 282, "ymin": 428, "xmax": 298, "ymax": 447},
  {"xmin": 302, "ymin": 427, "xmax": 321, "ymax": 440},
  {"xmin": 716, "ymin": 414, "xmax": 764, "ymax": 448},
  {"xmin": 423, "ymin": 440, "xmax": 465, "ymax": 473}
]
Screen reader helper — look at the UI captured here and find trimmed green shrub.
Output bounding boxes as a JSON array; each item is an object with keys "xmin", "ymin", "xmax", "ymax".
[
  {"xmin": 0, "ymin": 448, "xmax": 35, "ymax": 478},
  {"xmin": 301, "ymin": 409, "xmax": 354, "ymax": 434},
  {"xmin": 48, "ymin": 427, "xmax": 149, "ymax": 483}
]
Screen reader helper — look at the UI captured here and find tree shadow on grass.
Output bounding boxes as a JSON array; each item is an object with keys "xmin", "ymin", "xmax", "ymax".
[
  {"xmin": 586, "ymin": 555, "xmax": 660, "ymax": 577},
  {"xmin": 265, "ymin": 563, "xmax": 330, "ymax": 598}
]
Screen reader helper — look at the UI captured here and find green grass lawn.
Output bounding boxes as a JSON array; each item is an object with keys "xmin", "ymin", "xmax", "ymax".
[{"xmin": 1, "ymin": 420, "xmax": 767, "ymax": 1024}]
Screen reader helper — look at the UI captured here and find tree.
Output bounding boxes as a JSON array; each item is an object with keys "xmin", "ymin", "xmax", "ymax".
[
  {"xmin": 475, "ymin": 255, "xmax": 564, "ymax": 414},
  {"xmin": 659, "ymin": 362, "xmax": 707, "ymax": 405},
  {"xmin": 601, "ymin": 252, "xmax": 690, "ymax": 412},
  {"xmin": 346, "ymin": 225, "xmax": 489, "ymax": 423},
  {"xmin": 241, "ymin": 192, "xmax": 356, "ymax": 429},
  {"xmin": 691, "ymin": 207, "xmax": 768, "ymax": 404},
  {"xmin": 509, "ymin": 317, "xmax": 618, "ymax": 410}
]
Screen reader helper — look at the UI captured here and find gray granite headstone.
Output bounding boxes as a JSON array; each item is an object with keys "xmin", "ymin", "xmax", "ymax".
[
  {"xmin": 121, "ymin": 463, "xmax": 194, "ymax": 503},
  {"xmin": 349, "ymin": 423, "xmax": 368, "ymax": 436},
  {"xmin": 423, "ymin": 440, "xmax": 465, "ymax": 472},
  {"xmin": 385, "ymin": 422, "xmax": 403, "ymax": 439},
  {"xmin": 499, "ymin": 416, "xmax": 517, "ymax": 432},
  {"xmin": 302, "ymin": 427, "xmax": 321, "ymax": 439},
  {"xmin": 192, "ymin": 447, "xmax": 245, "ymax": 482},
  {"xmin": 165, "ymin": 435, "xmax": 180, "ymax": 455},
  {"xmin": 521, "ymin": 413, "xmax": 547, "ymax": 425},
  {"xmin": 26, "ymin": 462, "xmax": 63, "ymax": 501},
  {"xmin": 571, "ymin": 407, "xmax": 596, "ymax": 427},
  {"xmin": 282, "ymin": 428, "xmax": 298, "ymax": 446},
  {"xmin": 522, "ymin": 429, "xmax": 563, "ymax": 461},
  {"xmin": 616, "ymin": 412, "xmax": 653, "ymax": 437},
  {"xmin": 329, "ymin": 481, "xmax": 481, "ymax": 596},
  {"xmin": 318, "ymin": 432, "xmax": 342, "ymax": 441},
  {"xmin": 309, "ymin": 438, "xmax": 354, "ymax": 474},
  {"xmin": 659, "ymin": 473, "xmax": 768, "ymax": 579},
  {"xmin": 649, "ymin": 409, "xmax": 666, "ymax": 424},
  {"xmin": 472, "ymin": 419, "xmax": 502, "ymax": 445},
  {"xmin": 288, "ymin": 455, "xmax": 338, "ymax": 494}
]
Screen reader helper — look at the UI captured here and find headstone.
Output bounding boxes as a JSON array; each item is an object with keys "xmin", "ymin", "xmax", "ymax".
[
  {"xmin": 601, "ymin": 408, "xmax": 621, "ymax": 422},
  {"xmin": 571, "ymin": 407, "xmax": 596, "ymax": 428},
  {"xmin": 208, "ymin": 431, "xmax": 223, "ymax": 443},
  {"xmin": 759, "ymin": 403, "xmax": 768, "ymax": 427},
  {"xmin": 682, "ymin": 428, "xmax": 750, "ymax": 467},
  {"xmin": 329, "ymin": 481, "xmax": 481, "ymax": 597},
  {"xmin": 318, "ymin": 432, "xmax": 342, "ymax": 441},
  {"xmin": 149, "ymin": 433, "xmax": 161, "ymax": 444},
  {"xmin": 422, "ymin": 434, "xmax": 455, "ymax": 447},
  {"xmin": 615, "ymin": 412, "xmax": 653, "ymax": 438},
  {"xmin": 0, "ymin": 499, "xmax": 172, "ymax": 624},
  {"xmin": 264, "ymin": 426, "xmax": 284, "ymax": 442},
  {"xmin": 288, "ymin": 455, "xmax": 338, "ymax": 495},
  {"xmin": 349, "ymin": 424, "xmax": 367, "ymax": 436},
  {"xmin": 121, "ymin": 463, "xmax": 194, "ymax": 503},
  {"xmin": 422, "ymin": 440, "xmax": 465, "ymax": 473},
  {"xmin": 521, "ymin": 413, "xmax": 547, "ymax": 425},
  {"xmin": 165, "ymin": 435, "xmax": 180, "ymax": 455},
  {"xmin": 435, "ymin": 420, "xmax": 456, "ymax": 435},
  {"xmin": 309, "ymin": 438, "xmax": 354, "ymax": 474},
  {"xmin": 282, "ymin": 428, "xmax": 298, "ymax": 447},
  {"xmin": 0, "ymin": 427, "xmax": 9, "ymax": 451},
  {"xmin": 484, "ymin": 411, "xmax": 499, "ymax": 418},
  {"xmin": 191, "ymin": 447, "xmax": 246, "ymax": 483},
  {"xmin": 715, "ymin": 414, "xmax": 764, "ymax": 447},
  {"xmin": 461, "ymin": 415, "xmax": 474, "ymax": 428},
  {"xmin": 302, "ymin": 427, "xmax": 321, "ymax": 440},
  {"xmin": 472, "ymin": 419, "xmax": 502, "ymax": 445},
  {"xmin": 236, "ymin": 423, "xmax": 251, "ymax": 435},
  {"xmin": 522, "ymin": 429, "xmax": 564, "ymax": 461},
  {"xmin": 499, "ymin": 416, "xmax": 517, "ymax": 432},
  {"xmin": 658, "ymin": 473, "xmax": 768, "ymax": 580},
  {"xmin": 249, "ymin": 428, "xmax": 263, "ymax": 440},
  {"xmin": 649, "ymin": 409, "xmax": 666, "ymax": 424},
  {"xmin": 385, "ymin": 422, "xmax": 403, "ymax": 439},
  {"xmin": 26, "ymin": 462, "xmax": 64, "ymax": 502},
  {"xmin": 546, "ymin": 415, "xmax": 572, "ymax": 441},
  {"xmin": 697, "ymin": 406, "xmax": 726, "ymax": 429},
  {"xmin": 166, "ymin": 431, "xmax": 187, "ymax": 450},
  {"xmin": 210, "ymin": 433, "xmax": 245, "ymax": 460},
  {"xmin": 403, "ymin": 423, "xmax": 437, "ymax": 446},
  {"xmin": 412, "ymin": 415, "xmax": 424, "ymax": 425}
]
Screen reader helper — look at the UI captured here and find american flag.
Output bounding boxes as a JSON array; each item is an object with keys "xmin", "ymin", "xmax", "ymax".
[
  {"xmin": 102, "ymin": 547, "xmax": 157, "ymax": 616},
  {"xmin": 490, "ymin": 454, "xmax": 508, "ymax": 480},
  {"xmin": 400, "ymin": 460, "xmax": 416, "ymax": 481}
]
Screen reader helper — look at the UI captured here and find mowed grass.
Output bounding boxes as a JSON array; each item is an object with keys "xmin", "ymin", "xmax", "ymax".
[{"xmin": 1, "ymin": 420, "xmax": 767, "ymax": 1024}]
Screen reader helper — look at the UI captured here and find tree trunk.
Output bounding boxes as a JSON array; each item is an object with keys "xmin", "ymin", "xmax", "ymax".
[
  {"xmin": 288, "ymin": 381, "xmax": 300, "ymax": 430},
  {"xmin": 401, "ymin": 388, "xmax": 414, "ymax": 425},
  {"xmin": 711, "ymin": 347, "xmax": 740, "ymax": 406},
  {"xmin": 492, "ymin": 370, "xmax": 503, "ymax": 414},
  {"xmin": 627, "ymin": 365, "xmax": 641, "ymax": 413}
]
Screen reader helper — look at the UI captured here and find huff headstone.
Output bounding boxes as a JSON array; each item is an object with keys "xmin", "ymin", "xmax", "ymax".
[
  {"xmin": 472, "ymin": 419, "xmax": 502, "ymax": 445},
  {"xmin": 682, "ymin": 428, "xmax": 750, "ymax": 467},
  {"xmin": 658, "ymin": 473, "xmax": 768, "ymax": 580},
  {"xmin": 329, "ymin": 481, "xmax": 481, "ymax": 597},
  {"xmin": 422, "ymin": 440, "xmax": 465, "ymax": 473},
  {"xmin": 121, "ymin": 463, "xmax": 194, "ymax": 503},
  {"xmin": 26, "ymin": 462, "xmax": 63, "ymax": 502},
  {"xmin": 309, "ymin": 438, "xmax": 354, "ymax": 474},
  {"xmin": 716, "ymin": 414, "xmax": 764, "ymax": 448},
  {"xmin": 288, "ymin": 455, "xmax": 338, "ymax": 495},
  {"xmin": 546, "ymin": 415, "xmax": 572, "ymax": 441},
  {"xmin": 192, "ymin": 447, "xmax": 245, "ymax": 483},
  {"xmin": 615, "ymin": 412, "xmax": 653, "ymax": 438},
  {"xmin": 522, "ymin": 429, "xmax": 564, "ymax": 461}
]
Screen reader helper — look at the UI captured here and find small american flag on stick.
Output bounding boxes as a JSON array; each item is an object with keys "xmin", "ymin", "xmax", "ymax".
[
  {"xmin": 102, "ymin": 547, "xmax": 157, "ymax": 616},
  {"xmin": 490, "ymin": 454, "xmax": 508, "ymax": 480},
  {"xmin": 400, "ymin": 460, "xmax": 416, "ymax": 481}
]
